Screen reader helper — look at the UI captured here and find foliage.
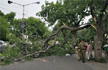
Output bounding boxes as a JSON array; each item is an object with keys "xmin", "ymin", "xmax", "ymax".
[
  {"xmin": 91, "ymin": 0, "xmax": 107, "ymax": 17},
  {"xmin": 37, "ymin": 0, "xmax": 90, "ymax": 29},
  {"xmin": 12, "ymin": 17, "xmax": 50, "ymax": 39},
  {"xmin": 37, "ymin": 0, "xmax": 92, "ymax": 49},
  {"xmin": 40, "ymin": 30, "xmax": 75, "ymax": 57},
  {"xmin": 6, "ymin": 33, "xmax": 16, "ymax": 44},
  {"xmin": 43, "ymin": 30, "xmax": 51, "ymax": 39},
  {"xmin": 1, "ymin": 0, "xmax": 107, "ymax": 65},
  {"xmin": 0, "ymin": 11, "xmax": 15, "ymax": 41},
  {"xmin": 25, "ymin": 17, "xmax": 47, "ymax": 37},
  {"xmin": 1, "ymin": 45, "xmax": 19, "ymax": 65},
  {"xmin": 46, "ymin": 42, "xmax": 75, "ymax": 56},
  {"xmin": 77, "ymin": 27, "xmax": 96, "ymax": 41},
  {"xmin": 0, "ymin": 53, "xmax": 4, "ymax": 57},
  {"xmin": 0, "ymin": 16, "xmax": 10, "ymax": 41},
  {"xmin": 73, "ymin": 38, "xmax": 80, "ymax": 44},
  {"xmin": 0, "ymin": 10, "xmax": 5, "ymax": 16},
  {"xmin": 46, "ymin": 32, "xmax": 75, "ymax": 56},
  {"xmin": 5, "ymin": 12, "xmax": 16, "ymax": 22},
  {"xmin": 0, "ymin": 35, "xmax": 44, "ymax": 65},
  {"xmin": 10, "ymin": 19, "xmax": 22, "ymax": 37}
]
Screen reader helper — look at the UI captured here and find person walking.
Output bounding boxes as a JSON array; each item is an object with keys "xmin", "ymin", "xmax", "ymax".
[
  {"xmin": 77, "ymin": 40, "xmax": 82, "ymax": 61},
  {"xmin": 81, "ymin": 40, "xmax": 87, "ymax": 63},
  {"xmin": 86, "ymin": 42, "xmax": 91, "ymax": 61}
]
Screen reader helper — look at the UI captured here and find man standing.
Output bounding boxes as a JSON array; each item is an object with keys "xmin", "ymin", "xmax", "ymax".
[
  {"xmin": 86, "ymin": 42, "xmax": 91, "ymax": 61},
  {"xmin": 81, "ymin": 40, "xmax": 87, "ymax": 63},
  {"xmin": 78, "ymin": 40, "xmax": 82, "ymax": 61}
]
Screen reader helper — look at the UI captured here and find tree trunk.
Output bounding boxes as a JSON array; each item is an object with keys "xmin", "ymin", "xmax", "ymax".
[
  {"xmin": 94, "ymin": 20, "xmax": 105, "ymax": 61},
  {"xmin": 71, "ymin": 31, "xmax": 76, "ymax": 48},
  {"xmin": 62, "ymin": 29, "xmax": 68, "ymax": 43}
]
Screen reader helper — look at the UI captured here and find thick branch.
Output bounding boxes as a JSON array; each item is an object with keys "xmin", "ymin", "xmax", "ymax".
[
  {"xmin": 105, "ymin": 13, "xmax": 108, "ymax": 22},
  {"xmin": 99, "ymin": 0, "xmax": 108, "ymax": 21},
  {"xmin": 90, "ymin": 0, "xmax": 97, "ymax": 22},
  {"xmin": 43, "ymin": 24, "xmax": 90, "ymax": 50},
  {"xmin": 62, "ymin": 29, "xmax": 68, "ymax": 43},
  {"xmin": 17, "ymin": 51, "xmax": 45, "ymax": 61},
  {"xmin": 101, "ymin": 0, "xmax": 108, "ymax": 12}
]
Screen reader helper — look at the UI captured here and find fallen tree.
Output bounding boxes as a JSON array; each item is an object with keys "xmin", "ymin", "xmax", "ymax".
[
  {"xmin": 17, "ymin": 0, "xmax": 108, "ymax": 62},
  {"xmin": 17, "ymin": 23, "xmax": 91, "ymax": 61}
]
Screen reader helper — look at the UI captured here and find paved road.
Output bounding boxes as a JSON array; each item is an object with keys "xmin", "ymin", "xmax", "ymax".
[{"xmin": 0, "ymin": 55, "xmax": 95, "ymax": 70}]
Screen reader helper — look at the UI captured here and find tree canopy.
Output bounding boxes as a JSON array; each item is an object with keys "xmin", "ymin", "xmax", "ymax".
[
  {"xmin": 37, "ymin": 0, "xmax": 90, "ymax": 28},
  {"xmin": 0, "ymin": 16, "xmax": 9, "ymax": 40},
  {"xmin": 0, "ymin": 11, "xmax": 15, "ymax": 40}
]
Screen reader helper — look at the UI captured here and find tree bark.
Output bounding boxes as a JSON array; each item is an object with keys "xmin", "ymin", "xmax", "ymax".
[
  {"xmin": 90, "ymin": 0, "xmax": 108, "ymax": 61},
  {"xmin": 62, "ymin": 29, "xmax": 68, "ymax": 43},
  {"xmin": 71, "ymin": 31, "xmax": 76, "ymax": 47},
  {"xmin": 94, "ymin": 20, "xmax": 106, "ymax": 61}
]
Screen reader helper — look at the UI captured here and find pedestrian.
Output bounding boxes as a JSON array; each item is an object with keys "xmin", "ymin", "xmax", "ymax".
[
  {"xmin": 77, "ymin": 40, "xmax": 82, "ymax": 61},
  {"xmin": 81, "ymin": 40, "xmax": 87, "ymax": 63},
  {"xmin": 86, "ymin": 42, "xmax": 91, "ymax": 61}
]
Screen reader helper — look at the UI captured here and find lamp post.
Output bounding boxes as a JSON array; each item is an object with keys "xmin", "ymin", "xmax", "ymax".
[{"xmin": 8, "ymin": 0, "xmax": 40, "ymax": 34}]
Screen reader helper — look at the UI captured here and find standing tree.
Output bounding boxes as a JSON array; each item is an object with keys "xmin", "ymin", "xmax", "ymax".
[
  {"xmin": 25, "ymin": 17, "xmax": 49, "ymax": 38},
  {"xmin": 0, "ymin": 17, "xmax": 10, "ymax": 40},
  {"xmin": 0, "ymin": 11, "xmax": 13, "ymax": 40},
  {"xmin": 90, "ymin": 0, "xmax": 108, "ymax": 61},
  {"xmin": 12, "ymin": 17, "xmax": 49, "ymax": 39},
  {"xmin": 5, "ymin": 12, "xmax": 16, "ymax": 22}
]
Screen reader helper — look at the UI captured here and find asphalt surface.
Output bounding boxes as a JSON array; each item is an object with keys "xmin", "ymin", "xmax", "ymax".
[{"xmin": 0, "ymin": 55, "xmax": 95, "ymax": 70}]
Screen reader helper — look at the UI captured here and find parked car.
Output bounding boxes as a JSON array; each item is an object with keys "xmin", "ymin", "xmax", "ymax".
[{"xmin": 0, "ymin": 40, "xmax": 7, "ymax": 51}]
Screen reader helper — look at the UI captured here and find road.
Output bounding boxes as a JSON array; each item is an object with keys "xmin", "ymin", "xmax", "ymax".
[{"xmin": 0, "ymin": 54, "xmax": 107, "ymax": 70}]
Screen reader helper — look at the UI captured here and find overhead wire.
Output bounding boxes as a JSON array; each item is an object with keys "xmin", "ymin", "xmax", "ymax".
[
  {"xmin": 0, "ymin": 6, "xmax": 14, "ymax": 12},
  {"xmin": 0, "ymin": 6, "xmax": 22, "ymax": 15},
  {"xmin": 0, "ymin": 3, "xmax": 36, "ymax": 18},
  {"xmin": 0, "ymin": 3, "xmax": 21, "ymax": 8},
  {"xmin": 0, "ymin": 3, "xmax": 30, "ymax": 18}
]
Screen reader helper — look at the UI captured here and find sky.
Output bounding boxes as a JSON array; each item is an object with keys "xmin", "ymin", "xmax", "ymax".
[{"xmin": 0, "ymin": 0, "xmax": 57, "ymax": 19}]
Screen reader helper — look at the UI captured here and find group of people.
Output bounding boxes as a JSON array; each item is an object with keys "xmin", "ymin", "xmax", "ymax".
[{"xmin": 77, "ymin": 39, "xmax": 91, "ymax": 63}]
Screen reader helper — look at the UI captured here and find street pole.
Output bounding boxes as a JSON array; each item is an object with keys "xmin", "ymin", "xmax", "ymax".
[
  {"xmin": 23, "ymin": 5, "xmax": 24, "ymax": 21},
  {"xmin": 22, "ymin": 5, "xmax": 25, "ymax": 34}
]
